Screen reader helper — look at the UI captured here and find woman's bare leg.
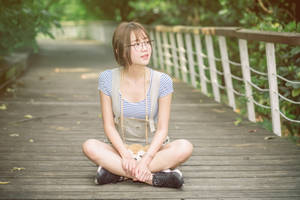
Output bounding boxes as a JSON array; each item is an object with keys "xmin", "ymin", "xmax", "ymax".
[
  {"xmin": 148, "ymin": 139, "xmax": 193, "ymax": 172},
  {"xmin": 82, "ymin": 139, "xmax": 133, "ymax": 178},
  {"xmin": 82, "ymin": 138, "xmax": 193, "ymax": 185}
]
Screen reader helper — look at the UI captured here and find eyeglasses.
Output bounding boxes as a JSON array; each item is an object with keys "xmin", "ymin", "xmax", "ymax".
[{"xmin": 127, "ymin": 40, "xmax": 154, "ymax": 51}]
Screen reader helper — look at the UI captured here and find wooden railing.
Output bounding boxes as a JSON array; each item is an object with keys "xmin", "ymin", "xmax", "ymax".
[{"xmin": 148, "ymin": 25, "xmax": 300, "ymax": 136}]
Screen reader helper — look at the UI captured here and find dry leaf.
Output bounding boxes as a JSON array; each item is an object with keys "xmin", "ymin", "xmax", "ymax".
[
  {"xmin": 50, "ymin": 126, "xmax": 70, "ymax": 131},
  {"xmin": 0, "ymin": 104, "xmax": 7, "ymax": 110},
  {"xmin": 256, "ymin": 115, "xmax": 264, "ymax": 122},
  {"xmin": 6, "ymin": 88, "xmax": 15, "ymax": 93},
  {"xmin": 9, "ymin": 133, "xmax": 19, "ymax": 137},
  {"xmin": 76, "ymin": 121, "xmax": 81, "ymax": 125},
  {"xmin": 81, "ymin": 73, "xmax": 98, "ymax": 79},
  {"xmin": 54, "ymin": 68, "xmax": 90, "ymax": 73},
  {"xmin": 264, "ymin": 136, "xmax": 276, "ymax": 140},
  {"xmin": 248, "ymin": 129, "xmax": 257, "ymax": 133},
  {"xmin": 11, "ymin": 167, "xmax": 25, "ymax": 172},
  {"xmin": 24, "ymin": 114, "xmax": 33, "ymax": 119},
  {"xmin": 234, "ymin": 118, "xmax": 242, "ymax": 126},
  {"xmin": 212, "ymin": 108, "xmax": 225, "ymax": 113},
  {"xmin": 234, "ymin": 143, "xmax": 257, "ymax": 147},
  {"xmin": 44, "ymin": 93, "xmax": 56, "ymax": 97},
  {"xmin": 29, "ymin": 139, "xmax": 34, "ymax": 143},
  {"xmin": 0, "ymin": 181, "xmax": 10, "ymax": 184}
]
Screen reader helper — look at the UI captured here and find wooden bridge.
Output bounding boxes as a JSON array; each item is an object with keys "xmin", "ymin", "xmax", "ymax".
[{"xmin": 0, "ymin": 24, "xmax": 300, "ymax": 199}]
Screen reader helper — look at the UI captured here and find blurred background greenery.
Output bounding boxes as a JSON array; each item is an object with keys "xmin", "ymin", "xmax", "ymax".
[
  {"xmin": 0, "ymin": 0, "xmax": 299, "ymax": 137},
  {"xmin": 0, "ymin": 0, "xmax": 299, "ymax": 55}
]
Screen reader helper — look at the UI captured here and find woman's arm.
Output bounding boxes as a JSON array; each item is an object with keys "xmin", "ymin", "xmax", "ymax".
[
  {"xmin": 134, "ymin": 93, "xmax": 172, "ymax": 182},
  {"xmin": 99, "ymin": 91, "xmax": 131, "ymax": 158},
  {"xmin": 141, "ymin": 93, "xmax": 172, "ymax": 165}
]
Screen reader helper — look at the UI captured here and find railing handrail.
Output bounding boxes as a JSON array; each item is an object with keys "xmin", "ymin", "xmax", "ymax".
[
  {"xmin": 149, "ymin": 24, "xmax": 300, "ymax": 137},
  {"xmin": 147, "ymin": 25, "xmax": 300, "ymax": 46}
]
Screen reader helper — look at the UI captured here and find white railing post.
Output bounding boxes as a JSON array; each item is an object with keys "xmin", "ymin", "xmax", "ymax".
[
  {"xmin": 205, "ymin": 35, "xmax": 220, "ymax": 102},
  {"xmin": 218, "ymin": 36, "xmax": 236, "ymax": 110},
  {"xmin": 185, "ymin": 33, "xmax": 197, "ymax": 88},
  {"xmin": 150, "ymin": 30, "xmax": 158, "ymax": 68},
  {"xmin": 176, "ymin": 32, "xmax": 188, "ymax": 82},
  {"xmin": 266, "ymin": 43, "xmax": 281, "ymax": 136},
  {"xmin": 155, "ymin": 31, "xmax": 164, "ymax": 70},
  {"xmin": 169, "ymin": 32, "xmax": 180, "ymax": 79},
  {"xmin": 238, "ymin": 39, "xmax": 256, "ymax": 122},
  {"xmin": 194, "ymin": 34, "xmax": 208, "ymax": 95},
  {"xmin": 162, "ymin": 32, "xmax": 172, "ymax": 74}
]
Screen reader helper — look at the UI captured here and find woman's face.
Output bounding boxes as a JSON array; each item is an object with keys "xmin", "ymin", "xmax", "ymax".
[{"xmin": 129, "ymin": 31, "xmax": 152, "ymax": 67}]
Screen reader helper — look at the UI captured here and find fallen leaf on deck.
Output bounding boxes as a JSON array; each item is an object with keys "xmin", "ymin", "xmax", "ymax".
[
  {"xmin": 9, "ymin": 133, "xmax": 19, "ymax": 137},
  {"xmin": 6, "ymin": 88, "xmax": 15, "ymax": 93},
  {"xmin": 29, "ymin": 139, "xmax": 34, "ymax": 143},
  {"xmin": 44, "ymin": 93, "xmax": 56, "ymax": 97},
  {"xmin": 81, "ymin": 73, "xmax": 98, "ymax": 79},
  {"xmin": 11, "ymin": 167, "xmax": 25, "ymax": 172},
  {"xmin": 24, "ymin": 114, "xmax": 33, "ymax": 119},
  {"xmin": 234, "ymin": 118, "xmax": 242, "ymax": 126},
  {"xmin": 256, "ymin": 115, "xmax": 264, "ymax": 122},
  {"xmin": 76, "ymin": 121, "xmax": 81, "ymax": 125},
  {"xmin": 264, "ymin": 136, "xmax": 276, "ymax": 140},
  {"xmin": 0, "ymin": 181, "xmax": 10, "ymax": 184},
  {"xmin": 248, "ymin": 129, "xmax": 257, "ymax": 133},
  {"xmin": 50, "ymin": 126, "xmax": 70, "ymax": 131},
  {"xmin": 0, "ymin": 104, "xmax": 7, "ymax": 110},
  {"xmin": 98, "ymin": 114, "xmax": 102, "ymax": 118},
  {"xmin": 234, "ymin": 143, "xmax": 258, "ymax": 147},
  {"xmin": 212, "ymin": 108, "xmax": 225, "ymax": 113}
]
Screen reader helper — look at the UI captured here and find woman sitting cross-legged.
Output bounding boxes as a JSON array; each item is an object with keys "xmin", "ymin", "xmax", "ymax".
[{"xmin": 82, "ymin": 21, "xmax": 193, "ymax": 188}]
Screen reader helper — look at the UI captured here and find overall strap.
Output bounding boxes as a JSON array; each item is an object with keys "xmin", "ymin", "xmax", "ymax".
[
  {"xmin": 111, "ymin": 67, "xmax": 121, "ymax": 123},
  {"xmin": 149, "ymin": 70, "xmax": 162, "ymax": 133}
]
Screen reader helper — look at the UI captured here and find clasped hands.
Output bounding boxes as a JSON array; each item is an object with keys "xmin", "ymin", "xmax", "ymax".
[{"xmin": 122, "ymin": 154, "xmax": 152, "ymax": 182}]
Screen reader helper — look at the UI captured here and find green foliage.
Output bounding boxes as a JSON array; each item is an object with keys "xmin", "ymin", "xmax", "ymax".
[
  {"xmin": 0, "ymin": 0, "xmax": 61, "ymax": 56},
  {"xmin": 47, "ymin": 0, "xmax": 94, "ymax": 21}
]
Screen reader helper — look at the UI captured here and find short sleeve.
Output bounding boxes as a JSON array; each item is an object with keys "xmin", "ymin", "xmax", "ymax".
[
  {"xmin": 98, "ymin": 70, "xmax": 112, "ymax": 96},
  {"xmin": 159, "ymin": 73, "xmax": 174, "ymax": 98}
]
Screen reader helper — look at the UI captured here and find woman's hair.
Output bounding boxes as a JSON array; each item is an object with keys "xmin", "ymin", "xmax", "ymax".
[{"xmin": 112, "ymin": 21, "xmax": 151, "ymax": 68}]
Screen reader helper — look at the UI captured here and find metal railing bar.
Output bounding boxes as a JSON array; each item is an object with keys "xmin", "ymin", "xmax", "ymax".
[
  {"xmin": 248, "ymin": 81, "xmax": 269, "ymax": 92},
  {"xmin": 249, "ymin": 66, "xmax": 268, "ymax": 76},
  {"xmin": 231, "ymin": 74, "xmax": 244, "ymax": 81},
  {"xmin": 252, "ymin": 98, "xmax": 271, "ymax": 109},
  {"xmin": 277, "ymin": 74, "xmax": 300, "ymax": 85},
  {"xmin": 277, "ymin": 92, "xmax": 300, "ymax": 104},
  {"xmin": 279, "ymin": 110, "xmax": 300, "ymax": 123}
]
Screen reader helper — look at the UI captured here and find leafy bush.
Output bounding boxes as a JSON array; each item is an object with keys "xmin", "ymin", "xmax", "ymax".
[{"xmin": 0, "ymin": 0, "xmax": 61, "ymax": 56}]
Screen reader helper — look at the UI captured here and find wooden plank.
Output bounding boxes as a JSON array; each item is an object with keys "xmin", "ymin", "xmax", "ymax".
[{"xmin": 1, "ymin": 190, "xmax": 300, "ymax": 200}]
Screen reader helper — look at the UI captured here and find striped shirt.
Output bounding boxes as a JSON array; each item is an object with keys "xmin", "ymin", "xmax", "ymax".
[{"xmin": 98, "ymin": 68, "xmax": 174, "ymax": 120}]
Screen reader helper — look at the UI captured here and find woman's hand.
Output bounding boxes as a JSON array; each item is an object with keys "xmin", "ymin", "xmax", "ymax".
[
  {"xmin": 121, "ymin": 154, "xmax": 137, "ymax": 178},
  {"xmin": 134, "ymin": 159, "xmax": 152, "ymax": 183}
]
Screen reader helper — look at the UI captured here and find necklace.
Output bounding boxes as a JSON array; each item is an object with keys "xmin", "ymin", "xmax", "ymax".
[{"xmin": 120, "ymin": 67, "xmax": 149, "ymax": 144}]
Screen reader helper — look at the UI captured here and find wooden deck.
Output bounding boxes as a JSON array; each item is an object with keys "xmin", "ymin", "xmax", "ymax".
[{"xmin": 0, "ymin": 39, "xmax": 300, "ymax": 200}]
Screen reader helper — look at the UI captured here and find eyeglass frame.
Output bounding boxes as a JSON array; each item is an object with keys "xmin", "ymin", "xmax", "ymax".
[{"xmin": 126, "ymin": 40, "xmax": 154, "ymax": 51}]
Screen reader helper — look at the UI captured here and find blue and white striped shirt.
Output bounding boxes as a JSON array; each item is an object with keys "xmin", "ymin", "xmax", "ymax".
[{"xmin": 98, "ymin": 68, "xmax": 173, "ymax": 120}]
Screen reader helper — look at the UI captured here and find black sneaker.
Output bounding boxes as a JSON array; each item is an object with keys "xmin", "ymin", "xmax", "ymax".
[
  {"xmin": 94, "ymin": 166, "xmax": 123, "ymax": 185},
  {"xmin": 152, "ymin": 169, "xmax": 184, "ymax": 188}
]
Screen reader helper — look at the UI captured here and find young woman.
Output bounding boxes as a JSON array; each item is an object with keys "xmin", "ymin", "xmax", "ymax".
[{"xmin": 82, "ymin": 21, "xmax": 193, "ymax": 188}]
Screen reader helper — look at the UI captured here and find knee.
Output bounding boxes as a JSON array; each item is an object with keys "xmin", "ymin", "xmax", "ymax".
[
  {"xmin": 175, "ymin": 139, "xmax": 193, "ymax": 162},
  {"xmin": 82, "ymin": 139, "xmax": 99, "ymax": 158}
]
